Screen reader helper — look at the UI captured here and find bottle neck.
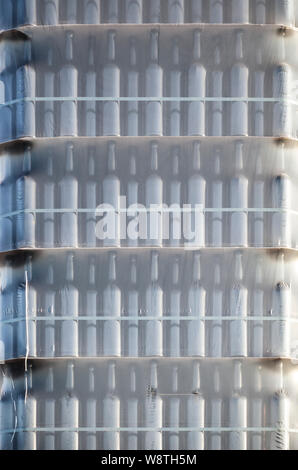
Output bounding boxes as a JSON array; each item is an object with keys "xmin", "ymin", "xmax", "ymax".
[
  {"xmin": 66, "ymin": 31, "xmax": 74, "ymax": 62},
  {"xmin": 108, "ymin": 253, "xmax": 116, "ymax": 282},
  {"xmin": 150, "ymin": 30, "xmax": 159, "ymax": 62},
  {"xmin": 66, "ymin": 144, "xmax": 74, "ymax": 172},
  {"xmin": 151, "ymin": 252, "xmax": 159, "ymax": 282},
  {"xmin": 89, "ymin": 258, "xmax": 96, "ymax": 285},
  {"xmin": 88, "ymin": 36, "xmax": 95, "ymax": 67},
  {"xmin": 130, "ymin": 257, "xmax": 137, "ymax": 284},
  {"xmin": 108, "ymin": 363, "xmax": 116, "ymax": 393},
  {"xmin": 235, "ymin": 31, "xmax": 244, "ymax": 61},
  {"xmin": 89, "ymin": 367, "xmax": 95, "ymax": 394},
  {"xmin": 66, "ymin": 254, "xmax": 74, "ymax": 282},
  {"xmin": 193, "ymin": 30, "xmax": 201, "ymax": 61},
  {"xmin": 129, "ymin": 38, "xmax": 137, "ymax": 67},
  {"xmin": 107, "ymin": 30, "xmax": 116, "ymax": 62},
  {"xmin": 66, "ymin": 362, "xmax": 75, "ymax": 391},
  {"xmin": 192, "ymin": 142, "xmax": 201, "ymax": 171},
  {"xmin": 150, "ymin": 143, "xmax": 158, "ymax": 172},
  {"xmin": 108, "ymin": 143, "xmax": 116, "ymax": 172}
]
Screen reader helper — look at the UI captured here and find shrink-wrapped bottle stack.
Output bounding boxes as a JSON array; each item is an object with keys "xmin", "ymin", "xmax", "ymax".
[{"xmin": 1, "ymin": 0, "xmax": 298, "ymax": 450}]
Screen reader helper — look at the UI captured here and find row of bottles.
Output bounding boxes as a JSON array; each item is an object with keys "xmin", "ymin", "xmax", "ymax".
[
  {"xmin": 0, "ymin": 140, "xmax": 293, "ymax": 249},
  {"xmin": 0, "ymin": 0, "xmax": 296, "ymax": 28},
  {"xmin": 0, "ymin": 360, "xmax": 292, "ymax": 450},
  {"xmin": 0, "ymin": 28, "xmax": 294, "ymax": 140},
  {"xmin": 0, "ymin": 250, "xmax": 295, "ymax": 359}
]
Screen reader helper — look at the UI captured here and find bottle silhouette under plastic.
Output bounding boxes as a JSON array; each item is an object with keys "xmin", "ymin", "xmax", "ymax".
[
  {"xmin": 230, "ymin": 141, "xmax": 248, "ymax": 246},
  {"xmin": 272, "ymin": 145, "xmax": 291, "ymax": 247},
  {"xmin": 187, "ymin": 253, "xmax": 205, "ymax": 357},
  {"xmin": 275, "ymin": 0, "xmax": 295, "ymax": 26},
  {"xmin": 16, "ymin": 146, "xmax": 36, "ymax": 248},
  {"xmin": 107, "ymin": 0, "xmax": 119, "ymax": 23},
  {"xmin": 231, "ymin": 0, "xmax": 249, "ymax": 23},
  {"xmin": 17, "ymin": 256, "xmax": 37, "ymax": 357},
  {"xmin": 43, "ymin": 44, "xmax": 55, "ymax": 137},
  {"xmin": 145, "ymin": 252, "xmax": 163, "ymax": 357},
  {"xmin": 187, "ymin": 142, "xmax": 206, "ymax": 247},
  {"xmin": 16, "ymin": 40, "xmax": 36, "ymax": 138},
  {"xmin": 44, "ymin": 367, "xmax": 55, "ymax": 450},
  {"xmin": 127, "ymin": 38, "xmax": 139, "ymax": 136},
  {"xmin": 86, "ymin": 366, "xmax": 97, "ymax": 449},
  {"xmin": 17, "ymin": 0, "xmax": 36, "ymax": 26},
  {"xmin": 169, "ymin": 148, "xmax": 181, "ymax": 246},
  {"xmin": 211, "ymin": 43, "xmax": 223, "ymax": 136},
  {"xmin": 168, "ymin": 0, "xmax": 184, "ymax": 23},
  {"xmin": 145, "ymin": 30, "xmax": 163, "ymax": 136},
  {"xmin": 273, "ymin": 33, "xmax": 292, "ymax": 138},
  {"xmin": 229, "ymin": 361, "xmax": 247, "ymax": 450},
  {"xmin": 60, "ymin": 253, "xmax": 79, "ymax": 357},
  {"xmin": 229, "ymin": 253, "xmax": 248, "ymax": 357},
  {"xmin": 103, "ymin": 30, "xmax": 120, "ymax": 136},
  {"xmin": 127, "ymin": 366, "xmax": 138, "ymax": 449},
  {"xmin": 149, "ymin": 0, "xmax": 161, "ymax": 23},
  {"xmin": 43, "ymin": 261, "xmax": 56, "ymax": 357},
  {"xmin": 254, "ymin": 47, "xmax": 265, "ymax": 136},
  {"xmin": 17, "ymin": 365, "xmax": 37, "ymax": 450},
  {"xmin": 127, "ymin": 150, "xmax": 139, "ymax": 246},
  {"xmin": 252, "ymin": 257, "xmax": 264, "ymax": 357},
  {"xmin": 125, "ymin": 0, "xmax": 143, "ymax": 23},
  {"xmin": 145, "ymin": 362, "xmax": 163, "ymax": 450},
  {"xmin": 188, "ymin": 30, "xmax": 206, "ymax": 136},
  {"xmin": 145, "ymin": 143, "xmax": 163, "ymax": 246},
  {"xmin": 86, "ymin": 256, "xmax": 97, "ymax": 357},
  {"xmin": 102, "ymin": 142, "xmax": 120, "ymax": 246},
  {"xmin": 210, "ymin": 367, "xmax": 222, "ymax": 449},
  {"xmin": 186, "ymin": 362, "xmax": 204, "ymax": 450},
  {"xmin": 230, "ymin": 31, "xmax": 249, "ymax": 136},
  {"xmin": 83, "ymin": 0, "xmax": 100, "ymax": 24},
  {"xmin": 0, "ymin": 154, "xmax": 13, "ymax": 251},
  {"xmin": 256, "ymin": 0, "xmax": 266, "ymax": 23},
  {"xmin": 59, "ymin": 31, "xmax": 78, "ymax": 136},
  {"xmin": 103, "ymin": 253, "xmax": 121, "ymax": 356},
  {"xmin": 253, "ymin": 154, "xmax": 264, "ymax": 247},
  {"xmin": 270, "ymin": 361, "xmax": 289, "ymax": 450},
  {"xmin": 168, "ymin": 366, "xmax": 180, "ymax": 449},
  {"xmin": 251, "ymin": 366, "xmax": 263, "ymax": 450},
  {"xmin": 43, "ymin": 151, "xmax": 55, "ymax": 247},
  {"xmin": 212, "ymin": 149, "xmax": 223, "ymax": 246},
  {"xmin": 127, "ymin": 256, "xmax": 138, "ymax": 356},
  {"xmin": 169, "ymin": 257, "xmax": 181, "ymax": 356},
  {"xmin": 103, "ymin": 363, "xmax": 120, "ymax": 450},
  {"xmin": 44, "ymin": 0, "xmax": 59, "ymax": 25},
  {"xmin": 65, "ymin": 0, "xmax": 77, "ymax": 23},
  {"xmin": 85, "ymin": 147, "xmax": 97, "ymax": 247},
  {"xmin": 59, "ymin": 143, "xmax": 78, "ymax": 247},
  {"xmin": 0, "ymin": 260, "xmax": 14, "ymax": 359},
  {"xmin": 190, "ymin": 0, "xmax": 202, "ymax": 22},
  {"xmin": 0, "ymin": 373, "xmax": 14, "ymax": 449},
  {"xmin": 85, "ymin": 36, "xmax": 97, "ymax": 136},
  {"xmin": 60, "ymin": 362, "xmax": 79, "ymax": 450},
  {"xmin": 271, "ymin": 253, "xmax": 290, "ymax": 358},
  {"xmin": 210, "ymin": 0, "xmax": 223, "ymax": 23},
  {"xmin": 0, "ymin": 72, "xmax": 12, "ymax": 142},
  {"xmin": 169, "ymin": 38, "xmax": 181, "ymax": 136},
  {"xmin": 210, "ymin": 261, "xmax": 222, "ymax": 357}
]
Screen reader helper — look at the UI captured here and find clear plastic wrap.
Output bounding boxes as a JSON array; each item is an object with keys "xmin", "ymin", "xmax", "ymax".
[
  {"xmin": 0, "ymin": 249, "xmax": 297, "ymax": 360},
  {"xmin": 0, "ymin": 0, "xmax": 298, "ymax": 29},
  {"xmin": 0, "ymin": 25, "xmax": 298, "ymax": 141},
  {"xmin": 0, "ymin": 358, "xmax": 297, "ymax": 450}
]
